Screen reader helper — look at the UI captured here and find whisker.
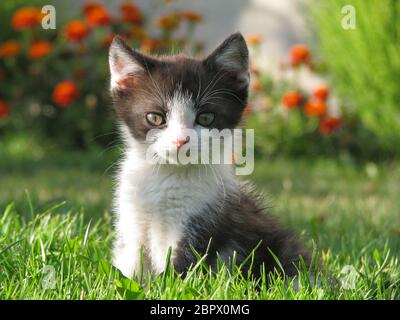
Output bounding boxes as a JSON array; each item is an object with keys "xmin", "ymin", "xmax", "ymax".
[{"xmin": 198, "ymin": 70, "xmax": 226, "ymax": 105}]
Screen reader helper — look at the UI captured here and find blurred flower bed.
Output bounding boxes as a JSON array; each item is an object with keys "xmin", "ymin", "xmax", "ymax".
[
  {"xmin": 243, "ymin": 33, "xmax": 392, "ymax": 160},
  {"xmin": 0, "ymin": 1, "xmax": 203, "ymax": 148},
  {"xmin": 0, "ymin": 1, "xmax": 396, "ymax": 160},
  {"xmin": 244, "ymin": 37, "xmax": 350, "ymax": 158}
]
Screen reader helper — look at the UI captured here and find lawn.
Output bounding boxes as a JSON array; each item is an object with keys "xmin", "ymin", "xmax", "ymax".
[{"xmin": 0, "ymin": 136, "xmax": 399, "ymax": 299}]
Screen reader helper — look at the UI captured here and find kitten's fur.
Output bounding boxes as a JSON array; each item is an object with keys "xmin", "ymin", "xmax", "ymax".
[{"xmin": 109, "ymin": 33, "xmax": 310, "ymax": 278}]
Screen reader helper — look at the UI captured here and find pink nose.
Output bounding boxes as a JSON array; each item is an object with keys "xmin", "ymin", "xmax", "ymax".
[{"xmin": 175, "ymin": 137, "xmax": 190, "ymax": 149}]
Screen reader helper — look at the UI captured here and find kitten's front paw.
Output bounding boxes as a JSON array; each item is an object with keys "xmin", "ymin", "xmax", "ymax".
[{"xmin": 113, "ymin": 253, "xmax": 137, "ymax": 279}]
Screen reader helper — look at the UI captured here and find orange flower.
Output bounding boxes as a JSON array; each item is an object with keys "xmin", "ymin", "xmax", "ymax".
[
  {"xmin": 304, "ymin": 99, "xmax": 327, "ymax": 117},
  {"xmin": 181, "ymin": 10, "xmax": 203, "ymax": 23},
  {"xmin": 282, "ymin": 91, "xmax": 302, "ymax": 109},
  {"xmin": 28, "ymin": 40, "xmax": 52, "ymax": 59},
  {"xmin": 65, "ymin": 20, "xmax": 90, "ymax": 42},
  {"xmin": 246, "ymin": 34, "xmax": 263, "ymax": 46},
  {"xmin": 11, "ymin": 7, "xmax": 42, "ymax": 30},
  {"xmin": 141, "ymin": 38, "xmax": 163, "ymax": 53},
  {"xmin": 0, "ymin": 100, "xmax": 10, "ymax": 119},
  {"xmin": 83, "ymin": 2, "xmax": 101, "ymax": 13},
  {"xmin": 313, "ymin": 85, "xmax": 329, "ymax": 101},
  {"xmin": 0, "ymin": 40, "xmax": 20, "ymax": 58},
  {"xmin": 319, "ymin": 117, "xmax": 342, "ymax": 135},
  {"xmin": 155, "ymin": 13, "xmax": 181, "ymax": 29},
  {"xmin": 120, "ymin": 3, "xmax": 143, "ymax": 25},
  {"xmin": 84, "ymin": 2, "xmax": 111, "ymax": 27},
  {"xmin": 52, "ymin": 80, "xmax": 79, "ymax": 107},
  {"xmin": 290, "ymin": 44, "xmax": 311, "ymax": 66}
]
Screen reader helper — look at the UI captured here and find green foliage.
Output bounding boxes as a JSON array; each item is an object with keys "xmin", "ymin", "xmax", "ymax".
[
  {"xmin": 246, "ymin": 73, "xmax": 345, "ymax": 158},
  {"xmin": 308, "ymin": 0, "xmax": 400, "ymax": 153}
]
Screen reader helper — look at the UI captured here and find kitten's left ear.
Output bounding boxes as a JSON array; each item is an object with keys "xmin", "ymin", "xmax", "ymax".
[{"xmin": 204, "ymin": 32, "xmax": 250, "ymax": 88}]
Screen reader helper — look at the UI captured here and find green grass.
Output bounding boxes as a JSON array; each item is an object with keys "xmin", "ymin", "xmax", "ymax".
[{"xmin": 0, "ymin": 136, "xmax": 399, "ymax": 299}]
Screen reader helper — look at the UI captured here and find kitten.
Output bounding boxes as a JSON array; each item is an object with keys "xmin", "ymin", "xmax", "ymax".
[{"xmin": 109, "ymin": 33, "xmax": 310, "ymax": 279}]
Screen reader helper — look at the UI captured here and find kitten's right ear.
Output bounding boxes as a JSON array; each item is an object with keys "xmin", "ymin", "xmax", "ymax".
[{"xmin": 109, "ymin": 37, "xmax": 154, "ymax": 91}]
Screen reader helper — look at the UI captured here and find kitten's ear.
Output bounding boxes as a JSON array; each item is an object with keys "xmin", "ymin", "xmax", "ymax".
[
  {"xmin": 109, "ymin": 36, "xmax": 154, "ymax": 91},
  {"xmin": 204, "ymin": 32, "xmax": 250, "ymax": 88}
]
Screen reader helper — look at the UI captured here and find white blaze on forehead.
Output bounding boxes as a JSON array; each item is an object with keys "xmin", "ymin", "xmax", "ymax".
[{"xmin": 165, "ymin": 90, "xmax": 196, "ymax": 140}]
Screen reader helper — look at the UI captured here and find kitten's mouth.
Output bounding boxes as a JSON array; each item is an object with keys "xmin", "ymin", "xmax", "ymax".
[
  {"xmin": 147, "ymin": 145, "xmax": 210, "ymax": 167},
  {"xmin": 155, "ymin": 149, "xmax": 194, "ymax": 166}
]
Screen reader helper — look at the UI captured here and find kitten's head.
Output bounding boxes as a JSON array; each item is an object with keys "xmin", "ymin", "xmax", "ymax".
[{"xmin": 109, "ymin": 32, "xmax": 249, "ymax": 164}]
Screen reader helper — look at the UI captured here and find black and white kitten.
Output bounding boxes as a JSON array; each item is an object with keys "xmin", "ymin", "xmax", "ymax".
[{"xmin": 109, "ymin": 33, "xmax": 310, "ymax": 279}]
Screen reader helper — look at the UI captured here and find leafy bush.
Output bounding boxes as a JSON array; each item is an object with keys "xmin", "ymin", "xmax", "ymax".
[
  {"xmin": 0, "ymin": 1, "xmax": 203, "ymax": 148},
  {"xmin": 244, "ymin": 20, "xmax": 399, "ymax": 161},
  {"xmin": 1, "ymin": 1, "xmax": 396, "ymax": 160},
  {"xmin": 244, "ymin": 39, "xmax": 357, "ymax": 159},
  {"xmin": 308, "ymin": 0, "xmax": 400, "ymax": 154}
]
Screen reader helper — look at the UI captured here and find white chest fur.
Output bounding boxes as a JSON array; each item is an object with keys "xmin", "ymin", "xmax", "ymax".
[{"xmin": 113, "ymin": 149, "xmax": 236, "ymax": 278}]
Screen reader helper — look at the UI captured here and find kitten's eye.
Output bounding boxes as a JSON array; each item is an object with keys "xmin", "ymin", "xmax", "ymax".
[
  {"xmin": 146, "ymin": 113, "xmax": 165, "ymax": 126},
  {"xmin": 196, "ymin": 112, "xmax": 215, "ymax": 126}
]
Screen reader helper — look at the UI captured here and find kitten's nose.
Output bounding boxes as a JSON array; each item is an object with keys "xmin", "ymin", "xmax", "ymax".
[{"xmin": 175, "ymin": 137, "xmax": 190, "ymax": 149}]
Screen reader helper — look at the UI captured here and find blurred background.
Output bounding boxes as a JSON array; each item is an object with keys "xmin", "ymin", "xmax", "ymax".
[{"xmin": 0, "ymin": 0, "xmax": 399, "ymax": 239}]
